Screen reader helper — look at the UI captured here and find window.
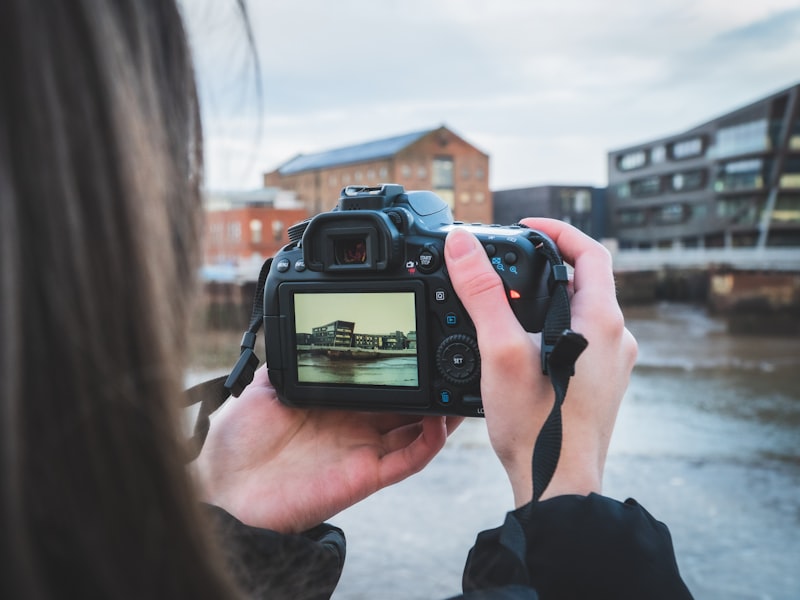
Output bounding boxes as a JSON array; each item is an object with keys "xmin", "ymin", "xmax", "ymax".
[
  {"xmin": 379, "ymin": 166, "xmax": 388, "ymax": 178},
  {"xmin": 417, "ymin": 165, "xmax": 427, "ymax": 179},
  {"xmin": 617, "ymin": 209, "xmax": 646, "ymax": 227},
  {"xmin": 714, "ymin": 159, "xmax": 763, "ymax": 192},
  {"xmin": 401, "ymin": 164, "xmax": 411, "ymax": 178},
  {"xmin": 671, "ymin": 137, "xmax": 704, "ymax": 160},
  {"xmin": 655, "ymin": 203, "xmax": 685, "ymax": 224},
  {"xmin": 559, "ymin": 189, "xmax": 591, "ymax": 214},
  {"xmin": 716, "ymin": 198, "xmax": 758, "ymax": 224},
  {"xmin": 715, "ymin": 120, "xmax": 769, "ymax": 158},
  {"xmin": 474, "ymin": 191, "xmax": 486, "ymax": 203},
  {"xmin": 651, "ymin": 145, "xmax": 667, "ymax": 163},
  {"xmin": 773, "ymin": 197, "xmax": 800, "ymax": 223},
  {"xmin": 459, "ymin": 192, "xmax": 471, "ymax": 204},
  {"xmin": 618, "ymin": 150, "xmax": 646, "ymax": 171},
  {"xmin": 475, "ymin": 167, "xmax": 485, "ymax": 181},
  {"xmin": 432, "ymin": 157, "xmax": 454, "ymax": 189},
  {"xmin": 249, "ymin": 219, "xmax": 262, "ymax": 244},
  {"xmin": 272, "ymin": 220, "xmax": 285, "ymax": 242},
  {"xmin": 631, "ymin": 176, "xmax": 661, "ymax": 197},
  {"xmin": 227, "ymin": 221, "xmax": 241, "ymax": 242}
]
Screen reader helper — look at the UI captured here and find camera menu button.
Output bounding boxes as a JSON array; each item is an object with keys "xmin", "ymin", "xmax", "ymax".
[{"xmin": 276, "ymin": 258, "xmax": 291, "ymax": 273}]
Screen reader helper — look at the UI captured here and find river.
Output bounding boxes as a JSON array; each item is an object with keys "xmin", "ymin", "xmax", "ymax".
[{"xmin": 328, "ymin": 302, "xmax": 800, "ymax": 600}]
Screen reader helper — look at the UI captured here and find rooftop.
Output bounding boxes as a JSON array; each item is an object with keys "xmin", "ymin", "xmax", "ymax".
[{"xmin": 275, "ymin": 128, "xmax": 435, "ymax": 175}]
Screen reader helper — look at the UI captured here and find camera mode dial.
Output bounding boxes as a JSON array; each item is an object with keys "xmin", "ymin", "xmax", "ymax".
[{"xmin": 436, "ymin": 334, "xmax": 480, "ymax": 386}]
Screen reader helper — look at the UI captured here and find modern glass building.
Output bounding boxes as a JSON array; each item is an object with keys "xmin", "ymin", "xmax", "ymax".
[{"xmin": 608, "ymin": 83, "xmax": 800, "ymax": 249}]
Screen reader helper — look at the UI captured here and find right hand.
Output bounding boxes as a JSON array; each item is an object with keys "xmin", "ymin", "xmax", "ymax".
[{"xmin": 444, "ymin": 219, "xmax": 637, "ymax": 507}]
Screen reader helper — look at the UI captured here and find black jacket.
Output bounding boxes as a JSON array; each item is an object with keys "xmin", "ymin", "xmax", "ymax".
[{"xmin": 207, "ymin": 494, "xmax": 693, "ymax": 599}]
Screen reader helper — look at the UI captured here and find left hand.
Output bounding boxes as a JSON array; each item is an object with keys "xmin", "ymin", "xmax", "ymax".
[{"xmin": 192, "ymin": 366, "xmax": 462, "ymax": 533}]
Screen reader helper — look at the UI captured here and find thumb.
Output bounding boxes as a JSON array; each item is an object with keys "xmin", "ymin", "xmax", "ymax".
[{"xmin": 444, "ymin": 228, "xmax": 521, "ymax": 340}]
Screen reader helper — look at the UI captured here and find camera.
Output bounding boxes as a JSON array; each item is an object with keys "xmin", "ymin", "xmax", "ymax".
[{"xmin": 262, "ymin": 184, "xmax": 563, "ymax": 417}]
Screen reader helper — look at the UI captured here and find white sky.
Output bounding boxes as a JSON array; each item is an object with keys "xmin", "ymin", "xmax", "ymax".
[
  {"xmin": 182, "ymin": 0, "xmax": 800, "ymax": 192},
  {"xmin": 294, "ymin": 291, "xmax": 417, "ymax": 334}
]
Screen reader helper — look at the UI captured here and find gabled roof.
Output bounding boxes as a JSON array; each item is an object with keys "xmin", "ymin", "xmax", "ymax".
[{"xmin": 276, "ymin": 128, "xmax": 435, "ymax": 175}]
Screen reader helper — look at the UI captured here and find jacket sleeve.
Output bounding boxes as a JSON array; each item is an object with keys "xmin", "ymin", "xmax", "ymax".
[
  {"xmin": 460, "ymin": 493, "xmax": 694, "ymax": 600},
  {"xmin": 204, "ymin": 504, "xmax": 345, "ymax": 600}
]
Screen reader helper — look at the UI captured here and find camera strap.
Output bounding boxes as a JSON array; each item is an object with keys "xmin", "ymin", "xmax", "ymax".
[
  {"xmin": 184, "ymin": 238, "xmax": 587, "ymax": 507},
  {"xmin": 183, "ymin": 257, "xmax": 273, "ymax": 460},
  {"xmin": 521, "ymin": 230, "xmax": 588, "ymax": 503}
]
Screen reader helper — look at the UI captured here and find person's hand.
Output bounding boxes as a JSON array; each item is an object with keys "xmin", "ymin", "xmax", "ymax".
[
  {"xmin": 444, "ymin": 220, "xmax": 637, "ymax": 507},
  {"xmin": 192, "ymin": 367, "xmax": 462, "ymax": 534}
]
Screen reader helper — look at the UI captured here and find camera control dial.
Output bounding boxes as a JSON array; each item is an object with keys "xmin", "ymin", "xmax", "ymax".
[{"xmin": 436, "ymin": 334, "xmax": 480, "ymax": 386}]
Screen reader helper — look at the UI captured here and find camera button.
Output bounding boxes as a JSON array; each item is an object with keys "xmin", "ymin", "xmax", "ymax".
[
  {"xmin": 434, "ymin": 288, "xmax": 448, "ymax": 303},
  {"xmin": 276, "ymin": 258, "xmax": 291, "ymax": 273},
  {"xmin": 484, "ymin": 243, "xmax": 497, "ymax": 257},
  {"xmin": 504, "ymin": 252, "xmax": 518, "ymax": 265},
  {"xmin": 445, "ymin": 312, "xmax": 458, "ymax": 327},
  {"xmin": 294, "ymin": 259, "xmax": 306, "ymax": 272},
  {"xmin": 417, "ymin": 246, "xmax": 440, "ymax": 273},
  {"xmin": 438, "ymin": 390, "xmax": 453, "ymax": 405}
]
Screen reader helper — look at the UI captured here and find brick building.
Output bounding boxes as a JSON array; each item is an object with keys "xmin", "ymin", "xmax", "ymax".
[
  {"xmin": 263, "ymin": 125, "xmax": 492, "ymax": 223},
  {"xmin": 202, "ymin": 188, "xmax": 308, "ymax": 270}
]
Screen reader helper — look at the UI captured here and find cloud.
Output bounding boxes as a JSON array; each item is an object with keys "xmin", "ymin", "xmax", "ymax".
[{"xmin": 184, "ymin": 0, "xmax": 800, "ymax": 190}]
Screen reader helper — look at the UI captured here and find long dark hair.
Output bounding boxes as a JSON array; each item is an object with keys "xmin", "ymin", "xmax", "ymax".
[{"xmin": 0, "ymin": 0, "xmax": 239, "ymax": 597}]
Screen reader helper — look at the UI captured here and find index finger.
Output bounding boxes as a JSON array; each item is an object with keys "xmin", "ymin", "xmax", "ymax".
[{"xmin": 519, "ymin": 217, "xmax": 616, "ymax": 301}]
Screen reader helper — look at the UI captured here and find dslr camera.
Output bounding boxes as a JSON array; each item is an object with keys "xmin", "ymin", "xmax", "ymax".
[{"xmin": 263, "ymin": 184, "xmax": 564, "ymax": 417}]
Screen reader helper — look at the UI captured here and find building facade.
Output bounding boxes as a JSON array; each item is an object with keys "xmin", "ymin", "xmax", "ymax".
[
  {"xmin": 263, "ymin": 125, "xmax": 492, "ymax": 224},
  {"xmin": 202, "ymin": 188, "xmax": 308, "ymax": 269},
  {"xmin": 608, "ymin": 83, "xmax": 800, "ymax": 249},
  {"xmin": 492, "ymin": 185, "xmax": 609, "ymax": 239}
]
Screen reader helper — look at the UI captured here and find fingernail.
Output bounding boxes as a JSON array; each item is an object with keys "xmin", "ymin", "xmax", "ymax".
[{"xmin": 447, "ymin": 228, "xmax": 478, "ymax": 260}]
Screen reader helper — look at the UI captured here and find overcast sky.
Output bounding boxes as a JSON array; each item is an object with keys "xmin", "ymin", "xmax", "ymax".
[{"xmin": 182, "ymin": 0, "xmax": 800, "ymax": 193}]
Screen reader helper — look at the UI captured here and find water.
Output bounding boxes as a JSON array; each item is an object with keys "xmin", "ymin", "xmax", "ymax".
[
  {"xmin": 328, "ymin": 303, "xmax": 800, "ymax": 600},
  {"xmin": 298, "ymin": 355, "xmax": 419, "ymax": 386}
]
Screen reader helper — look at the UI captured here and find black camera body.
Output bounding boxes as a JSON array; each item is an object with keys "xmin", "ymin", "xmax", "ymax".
[{"xmin": 263, "ymin": 184, "xmax": 561, "ymax": 417}]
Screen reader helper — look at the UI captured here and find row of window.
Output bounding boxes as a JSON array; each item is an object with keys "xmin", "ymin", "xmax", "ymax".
[
  {"xmin": 615, "ymin": 116, "xmax": 800, "ymax": 172},
  {"xmin": 616, "ymin": 169, "xmax": 707, "ymax": 199},
  {"xmin": 323, "ymin": 160, "xmax": 486, "ymax": 188},
  {"xmin": 617, "ymin": 136, "xmax": 706, "ymax": 171},
  {"xmin": 207, "ymin": 219, "xmax": 285, "ymax": 245},
  {"xmin": 616, "ymin": 195, "xmax": 800, "ymax": 228},
  {"xmin": 617, "ymin": 157, "xmax": 800, "ymax": 199}
]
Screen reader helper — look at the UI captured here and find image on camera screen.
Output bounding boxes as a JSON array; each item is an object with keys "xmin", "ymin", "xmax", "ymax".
[{"xmin": 293, "ymin": 291, "xmax": 419, "ymax": 387}]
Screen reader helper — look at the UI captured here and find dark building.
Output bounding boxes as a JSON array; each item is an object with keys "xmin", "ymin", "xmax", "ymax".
[
  {"xmin": 608, "ymin": 83, "xmax": 800, "ymax": 249},
  {"xmin": 311, "ymin": 321, "xmax": 355, "ymax": 347},
  {"xmin": 492, "ymin": 185, "xmax": 609, "ymax": 239}
]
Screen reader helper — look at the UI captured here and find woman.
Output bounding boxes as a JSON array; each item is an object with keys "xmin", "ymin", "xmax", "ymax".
[{"xmin": 1, "ymin": 0, "xmax": 692, "ymax": 598}]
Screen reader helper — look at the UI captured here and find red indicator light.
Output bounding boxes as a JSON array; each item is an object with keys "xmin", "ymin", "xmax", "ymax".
[{"xmin": 509, "ymin": 290, "xmax": 521, "ymax": 299}]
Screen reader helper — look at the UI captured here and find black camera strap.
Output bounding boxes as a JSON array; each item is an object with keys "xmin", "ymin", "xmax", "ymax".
[
  {"xmin": 184, "ymin": 257, "xmax": 272, "ymax": 460},
  {"xmin": 521, "ymin": 230, "xmax": 588, "ymax": 503},
  {"xmin": 184, "ymin": 239, "xmax": 587, "ymax": 507}
]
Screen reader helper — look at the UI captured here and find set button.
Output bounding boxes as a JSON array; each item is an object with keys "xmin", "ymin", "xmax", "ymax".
[{"xmin": 436, "ymin": 334, "xmax": 480, "ymax": 386}]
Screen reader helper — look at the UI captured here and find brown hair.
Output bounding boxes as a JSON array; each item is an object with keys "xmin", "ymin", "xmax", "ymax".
[{"xmin": 0, "ymin": 0, "xmax": 239, "ymax": 596}]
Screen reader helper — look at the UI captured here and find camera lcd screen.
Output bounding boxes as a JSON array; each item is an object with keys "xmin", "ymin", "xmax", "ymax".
[{"xmin": 293, "ymin": 291, "xmax": 419, "ymax": 387}]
